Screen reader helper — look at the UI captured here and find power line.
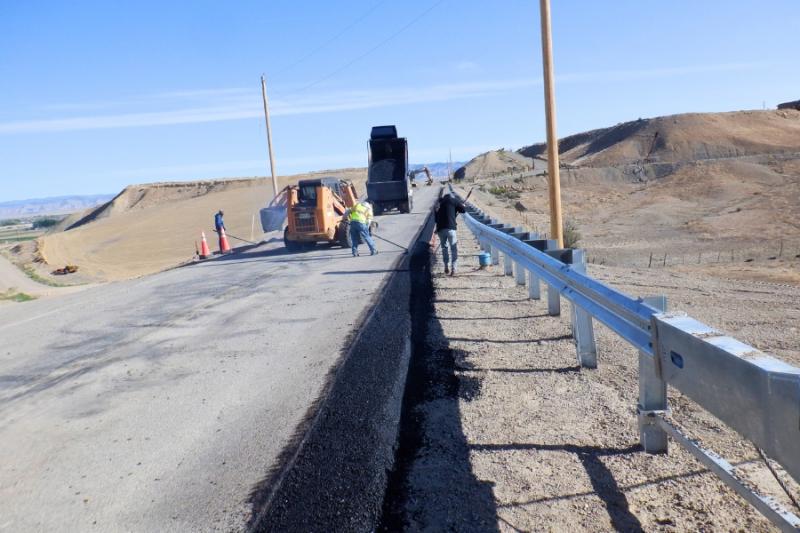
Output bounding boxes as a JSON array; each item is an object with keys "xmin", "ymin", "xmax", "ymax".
[
  {"xmin": 273, "ymin": 0, "xmax": 390, "ymax": 78},
  {"xmin": 287, "ymin": 0, "xmax": 446, "ymax": 96}
]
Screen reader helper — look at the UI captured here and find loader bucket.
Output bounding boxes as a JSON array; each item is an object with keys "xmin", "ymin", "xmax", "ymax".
[
  {"xmin": 260, "ymin": 187, "xmax": 289, "ymax": 232},
  {"xmin": 260, "ymin": 206, "xmax": 287, "ymax": 232}
]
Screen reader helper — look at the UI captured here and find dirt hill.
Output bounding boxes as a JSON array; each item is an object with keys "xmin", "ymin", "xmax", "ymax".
[
  {"xmin": 458, "ymin": 109, "xmax": 800, "ymax": 284},
  {"xmin": 23, "ymin": 169, "xmax": 366, "ymax": 282},
  {"xmin": 453, "ymin": 149, "xmax": 538, "ymax": 181},
  {"xmin": 518, "ymin": 109, "xmax": 800, "ymax": 166}
]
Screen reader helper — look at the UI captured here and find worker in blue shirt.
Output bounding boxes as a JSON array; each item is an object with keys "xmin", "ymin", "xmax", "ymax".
[{"xmin": 214, "ymin": 210, "xmax": 225, "ymax": 232}]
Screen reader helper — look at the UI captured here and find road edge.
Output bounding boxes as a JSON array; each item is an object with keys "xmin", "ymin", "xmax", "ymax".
[{"xmin": 246, "ymin": 209, "xmax": 436, "ymax": 532}]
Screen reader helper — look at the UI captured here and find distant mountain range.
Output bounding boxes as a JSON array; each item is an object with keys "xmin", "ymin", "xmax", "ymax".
[
  {"xmin": 410, "ymin": 161, "xmax": 467, "ymax": 178},
  {"xmin": 0, "ymin": 194, "xmax": 115, "ymax": 218}
]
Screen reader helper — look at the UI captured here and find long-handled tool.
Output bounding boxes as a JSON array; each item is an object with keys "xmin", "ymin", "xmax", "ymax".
[
  {"xmin": 213, "ymin": 229, "xmax": 259, "ymax": 245},
  {"xmin": 372, "ymin": 232, "xmax": 408, "ymax": 253}
]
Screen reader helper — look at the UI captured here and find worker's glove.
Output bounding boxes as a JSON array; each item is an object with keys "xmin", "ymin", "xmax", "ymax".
[{"xmin": 370, "ymin": 221, "xmax": 379, "ymax": 230}]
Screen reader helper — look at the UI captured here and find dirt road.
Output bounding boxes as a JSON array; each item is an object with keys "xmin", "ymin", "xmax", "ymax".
[
  {"xmin": 0, "ymin": 187, "xmax": 436, "ymax": 532},
  {"xmin": 0, "ymin": 251, "xmax": 45, "ymax": 296}
]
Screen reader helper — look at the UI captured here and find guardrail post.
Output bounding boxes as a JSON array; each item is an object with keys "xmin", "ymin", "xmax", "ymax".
[
  {"xmin": 514, "ymin": 261, "xmax": 526, "ymax": 286},
  {"xmin": 490, "ymin": 245, "xmax": 500, "ymax": 265},
  {"xmin": 503, "ymin": 253, "xmax": 514, "ymax": 276},
  {"xmin": 547, "ymin": 279, "xmax": 560, "ymax": 315},
  {"xmin": 528, "ymin": 271, "xmax": 540, "ymax": 299},
  {"xmin": 638, "ymin": 295, "xmax": 668, "ymax": 454},
  {"xmin": 569, "ymin": 249, "xmax": 597, "ymax": 368}
]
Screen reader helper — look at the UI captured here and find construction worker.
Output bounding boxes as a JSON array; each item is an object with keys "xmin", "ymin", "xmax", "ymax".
[
  {"xmin": 347, "ymin": 200, "xmax": 378, "ymax": 257},
  {"xmin": 214, "ymin": 210, "xmax": 227, "ymax": 252},
  {"xmin": 434, "ymin": 191, "xmax": 466, "ymax": 275}
]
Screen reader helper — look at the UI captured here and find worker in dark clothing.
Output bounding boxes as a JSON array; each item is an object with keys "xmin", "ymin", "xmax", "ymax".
[
  {"xmin": 214, "ymin": 210, "xmax": 225, "ymax": 232},
  {"xmin": 434, "ymin": 192, "xmax": 466, "ymax": 275}
]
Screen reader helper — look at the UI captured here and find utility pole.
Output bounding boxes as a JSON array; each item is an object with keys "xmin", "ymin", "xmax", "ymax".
[
  {"xmin": 539, "ymin": 0, "xmax": 564, "ymax": 248},
  {"xmin": 261, "ymin": 75, "xmax": 279, "ymax": 199},
  {"xmin": 448, "ymin": 148, "xmax": 452, "ymax": 181}
]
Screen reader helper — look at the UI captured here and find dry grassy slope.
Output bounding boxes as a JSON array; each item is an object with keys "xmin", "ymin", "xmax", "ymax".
[
  {"xmin": 519, "ymin": 109, "xmax": 800, "ymax": 166},
  {"xmin": 39, "ymin": 169, "xmax": 366, "ymax": 281}
]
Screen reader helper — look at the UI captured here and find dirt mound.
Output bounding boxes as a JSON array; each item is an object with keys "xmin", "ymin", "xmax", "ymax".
[
  {"xmin": 453, "ymin": 149, "xmax": 535, "ymax": 181},
  {"xmin": 65, "ymin": 178, "xmax": 264, "ymax": 231},
  {"xmin": 39, "ymin": 169, "xmax": 367, "ymax": 282},
  {"xmin": 519, "ymin": 109, "xmax": 800, "ymax": 166}
]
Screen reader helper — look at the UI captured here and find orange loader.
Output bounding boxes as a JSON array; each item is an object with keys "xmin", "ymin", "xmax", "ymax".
[{"xmin": 261, "ymin": 177, "xmax": 360, "ymax": 251}]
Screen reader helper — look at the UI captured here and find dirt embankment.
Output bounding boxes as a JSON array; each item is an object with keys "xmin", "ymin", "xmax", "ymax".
[
  {"xmin": 453, "ymin": 150, "xmax": 541, "ymax": 181},
  {"xmin": 15, "ymin": 169, "xmax": 367, "ymax": 283}
]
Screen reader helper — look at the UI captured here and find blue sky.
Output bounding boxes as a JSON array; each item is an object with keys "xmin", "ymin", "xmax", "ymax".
[{"xmin": 1, "ymin": 0, "xmax": 798, "ymax": 202}]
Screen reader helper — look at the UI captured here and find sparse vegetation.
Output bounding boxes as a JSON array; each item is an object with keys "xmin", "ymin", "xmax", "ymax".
[
  {"xmin": 563, "ymin": 219, "xmax": 581, "ymax": 249},
  {"xmin": 0, "ymin": 234, "xmax": 39, "ymax": 243},
  {"xmin": 32, "ymin": 217, "xmax": 59, "ymax": 229},
  {"xmin": 0, "ymin": 219, "xmax": 23, "ymax": 226},
  {"xmin": 22, "ymin": 265, "xmax": 69, "ymax": 287},
  {"xmin": 487, "ymin": 185, "xmax": 521, "ymax": 200},
  {"xmin": 0, "ymin": 289, "xmax": 36, "ymax": 302}
]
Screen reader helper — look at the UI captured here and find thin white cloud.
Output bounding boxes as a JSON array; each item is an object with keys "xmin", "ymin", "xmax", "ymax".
[
  {"xmin": 454, "ymin": 60, "xmax": 481, "ymax": 72},
  {"xmin": 0, "ymin": 62, "xmax": 766, "ymax": 135},
  {"xmin": 0, "ymin": 79, "xmax": 539, "ymax": 134}
]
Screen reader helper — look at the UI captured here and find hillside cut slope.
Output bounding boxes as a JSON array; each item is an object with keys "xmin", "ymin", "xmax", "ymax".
[
  {"xmin": 36, "ymin": 169, "xmax": 367, "ymax": 281},
  {"xmin": 518, "ymin": 109, "xmax": 800, "ymax": 166}
]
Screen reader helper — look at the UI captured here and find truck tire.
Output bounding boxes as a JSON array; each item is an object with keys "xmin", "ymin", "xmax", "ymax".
[
  {"xmin": 373, "ymin": 203, "xmax": 383, "ymax": 216},
  {"xmin": 284, "ymin": 227, "xmax": 302, "ymax": 252},
  {"xmin": 400, "ymin": 201, "xmax": 410, "ymax": 214},
  {"xmin": 339, "ymin": 221, "xmax": 353, "ymax": 248}
]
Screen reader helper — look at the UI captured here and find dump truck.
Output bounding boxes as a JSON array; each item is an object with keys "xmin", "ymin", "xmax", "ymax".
[
  {"xmin": 366, "ymin": 125, "xmax": 413, "ymax": 215},
  {"xmin": 260, "ymin": 177, "xmax": 359, "ymax": 251}
]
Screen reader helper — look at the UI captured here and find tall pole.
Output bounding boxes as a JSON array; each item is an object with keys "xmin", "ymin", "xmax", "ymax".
[
  {"xmin": 261, "ymin": 75, "xmax": 279, "ymax": 199},
  {"xmin": 448, "ymin": 148, "xmax": 452, "ymax": 181},
  {"xmin": 539, "ymin": 0, "xmax": 564, "ymax": 248}
]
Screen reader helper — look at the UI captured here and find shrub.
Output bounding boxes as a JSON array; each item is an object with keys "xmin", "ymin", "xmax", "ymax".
[
  {"xmin": 32, "ymin": 217, "xmax": 59, "ymax": 229},
  {"xmin": 487, "ymin": 185, "xmax": 520, "ymax": 200},
  {"xmin": 563, "ymin": 219, "xmax": 581, "ymax": 248}
]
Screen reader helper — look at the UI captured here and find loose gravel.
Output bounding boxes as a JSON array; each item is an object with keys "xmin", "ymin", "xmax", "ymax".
[{"xmin": 385, "ymin": 222, "xmax": 800, "ymax": 532}]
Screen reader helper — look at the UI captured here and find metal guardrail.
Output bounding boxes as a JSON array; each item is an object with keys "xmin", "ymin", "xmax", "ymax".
[{"xmin": 457, "ymin": 197, "xmax": 800, "ymax": 531}]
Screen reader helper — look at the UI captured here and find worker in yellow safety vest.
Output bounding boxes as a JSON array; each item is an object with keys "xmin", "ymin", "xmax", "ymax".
[{"xmin": 347, "ymin": 201, "xmax": 378, "ymax": 257}]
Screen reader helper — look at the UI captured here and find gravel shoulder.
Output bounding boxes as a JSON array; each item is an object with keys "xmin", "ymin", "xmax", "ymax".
[{"xmin": 386, "ymin": 222, "xmax": 800, "ymax": 531}]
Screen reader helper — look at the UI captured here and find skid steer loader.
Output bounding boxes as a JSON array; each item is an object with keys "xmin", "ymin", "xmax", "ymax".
[{"xmin": 260, "ymin": 177, "xmax": 359, "ymax": 251}]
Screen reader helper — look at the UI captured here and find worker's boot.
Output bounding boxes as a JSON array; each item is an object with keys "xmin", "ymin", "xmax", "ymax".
[
  {"xmin": 450, "ymin": 264, "xmax": 457, "ymax": 276},
  {"xmin": 444, "ymin": 264, "xmax": 450, "ymax": 275}
]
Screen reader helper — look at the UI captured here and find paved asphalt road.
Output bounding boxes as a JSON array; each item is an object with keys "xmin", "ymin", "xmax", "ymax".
[{"xmin": 0, "ymin": 187, "xmax": 438, "ymax": 532}]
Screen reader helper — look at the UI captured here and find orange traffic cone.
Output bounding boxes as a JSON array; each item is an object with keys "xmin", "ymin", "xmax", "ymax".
[
  {"xmin": 219, "ymin": 228, "xmax": 231, "ymax": 254},
  {"xmin": 199, "ymin": 231, "xmax": 211, "ymax": 259}
]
